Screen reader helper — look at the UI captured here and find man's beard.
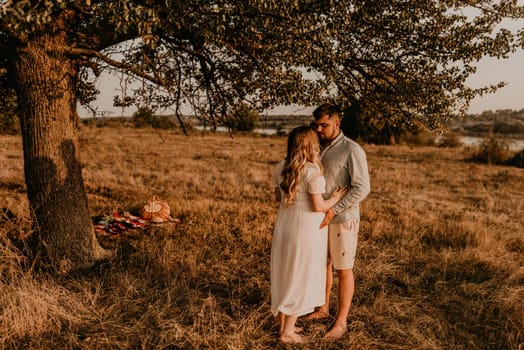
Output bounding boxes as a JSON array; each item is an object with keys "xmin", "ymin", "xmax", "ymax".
[
  {"xmin": 319, "ymin": 136, "xmax": 331, "ymax": 147},
  {"xmin": 319, "ymin": 133, "xmax": 334, "ymax": 146}
]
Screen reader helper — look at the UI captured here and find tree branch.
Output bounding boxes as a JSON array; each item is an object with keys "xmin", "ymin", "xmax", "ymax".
[{"xmin": 66, "ymin": 46, "xmax": 166, "ymax": 86}]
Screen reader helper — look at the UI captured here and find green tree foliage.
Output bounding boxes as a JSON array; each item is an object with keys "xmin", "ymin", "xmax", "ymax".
[
  {"xmin": 3, "ymin": 1, "xmax": 522, "ymax": 125},
  {"xmin": 132, "ymin": 106, "xmax": 176, "ymax": 129},
  {"xmin": 341, "ymin": 103, "xmax": 436, "ymax": 145},
  {"xmin": 1, "ymin": 0, "xmax": 523, "ymax": 273},
  {"xmin": 469, "ymin": 134, "xmax": 514, "ymax": 165},
  {"xmin": 436, "ymin": 131, "xmax": 463, "ymax": 148},
  {"xmin": 507, "ymin": 149, "xmax": 524, "ymax": 168},
  {"xmin": 225, "ymin": 104, "xmax": 259, "ymax": 132}
]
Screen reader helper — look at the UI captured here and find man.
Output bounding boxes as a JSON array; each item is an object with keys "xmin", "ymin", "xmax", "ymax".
[{"xmin": 305, "ymin": 104, "xmax": 370, "ymax": 341}]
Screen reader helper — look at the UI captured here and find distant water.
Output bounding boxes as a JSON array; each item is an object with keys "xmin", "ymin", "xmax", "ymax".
[
  {"xmin": 196, "ymin": 126, "xmax": 524, "ymax": 151},
  {"xmin": 195, "ymin": 125, "xmax": 280, "ymax": 135},
  {"xmin": 461, "ymin": 136, "xmax": 524, "ymax": 151}
]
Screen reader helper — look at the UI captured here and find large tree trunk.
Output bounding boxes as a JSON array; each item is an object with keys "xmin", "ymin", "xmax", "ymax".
[{"xmin": 10, "ymin": 32, "xmax": 110, "ymax": 274}]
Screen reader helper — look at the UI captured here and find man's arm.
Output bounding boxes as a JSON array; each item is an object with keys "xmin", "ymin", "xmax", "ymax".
[
  {"xmin": 275, "ymin": 187, "xmax": 282, "ymax": 202},
  {"xmin": 320, "ymin": 208, "xmax": 335, "ymax": 228},
  {"xmin": 332, "ymin": 146, "xmax": 370, "ymax": 215}
]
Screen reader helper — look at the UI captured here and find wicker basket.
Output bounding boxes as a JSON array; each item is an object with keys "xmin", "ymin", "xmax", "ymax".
[{"xmin": 139, "ymin": 195, "xmax": 171, "ymax": 223}]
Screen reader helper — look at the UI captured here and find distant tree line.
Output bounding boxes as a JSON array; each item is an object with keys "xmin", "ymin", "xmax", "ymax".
[
  {"xmin": 4, "ymin": 105, "xmax": 524, "ymax": 140},
  {"xmin": 470, "ymin": 109, "xmax": 524, "ymax": 122},
  {"xmin": 459, "ymin": 109, "xmax": 524, "ymax": 135}
]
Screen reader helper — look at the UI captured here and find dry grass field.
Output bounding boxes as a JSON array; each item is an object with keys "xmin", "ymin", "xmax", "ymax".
[{"xmin": 0, "ymin": 125, "xmax": 522, "ymax": 349}]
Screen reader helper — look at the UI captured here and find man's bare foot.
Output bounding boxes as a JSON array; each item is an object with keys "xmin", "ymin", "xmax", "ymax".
[
  {"xmin": 323, "ymin": 323, "xmax": 347, "ymax": 341},
  {"xmin": 279, "ymin": 332, "xmax": 304, "ymax": 344},
  {"xmin": 302, "ymin": 310, "xmax": 330, "ymax": 321},
  {"xmin": 279, "ymin": 326, "xmax": 303, "ymax": 336}
]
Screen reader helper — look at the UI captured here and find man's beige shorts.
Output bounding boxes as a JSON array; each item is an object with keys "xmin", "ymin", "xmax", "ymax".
[{"xmin": 328, "ymin": 219, "xmax": 359, "ymax": 270}]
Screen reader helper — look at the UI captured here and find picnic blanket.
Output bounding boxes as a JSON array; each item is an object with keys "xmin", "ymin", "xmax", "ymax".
[{"xmin": 93, "ymin": 211, "xmax": 148, "ymax": 236}]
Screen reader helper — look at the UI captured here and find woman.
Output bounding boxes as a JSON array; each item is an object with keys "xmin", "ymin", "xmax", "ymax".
[{"xmin": 271, "ymin": 126, "xmax": 347, "ymax": 343}]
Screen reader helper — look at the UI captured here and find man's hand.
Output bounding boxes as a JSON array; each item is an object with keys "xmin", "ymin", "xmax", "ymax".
[{"xmin": 320, "ymin": 208, "xmax": 335, "ymax": 228}]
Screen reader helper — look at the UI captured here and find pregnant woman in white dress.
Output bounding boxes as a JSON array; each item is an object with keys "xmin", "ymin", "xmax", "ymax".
[{"xmin": 271, "ymin": 126, "xmax": 347, "ymax": 344}]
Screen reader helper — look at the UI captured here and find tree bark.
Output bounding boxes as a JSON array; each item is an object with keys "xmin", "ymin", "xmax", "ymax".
[{"xmin": 10, "ymin": 32, "xmax": 110, "ymax": 274}]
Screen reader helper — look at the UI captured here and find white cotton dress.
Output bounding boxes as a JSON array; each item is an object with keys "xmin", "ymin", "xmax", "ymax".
[{"xmin": 271, "ymin": 160, "xmax": 328, "ymax": 317}]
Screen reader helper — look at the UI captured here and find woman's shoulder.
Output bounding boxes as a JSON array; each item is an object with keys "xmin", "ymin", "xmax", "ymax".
[
  {"xmin": 305, "ymin": 161, "xmax": 321, "ymax": 170},
  {"xmin": 304, "ymin": 162, "xmax": 322, "ymax": 176}
]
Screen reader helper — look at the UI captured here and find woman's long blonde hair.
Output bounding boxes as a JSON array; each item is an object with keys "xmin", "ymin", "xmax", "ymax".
[{"xmin": 280, "ymin": 126, "xmax": 323, "ymax": 205}]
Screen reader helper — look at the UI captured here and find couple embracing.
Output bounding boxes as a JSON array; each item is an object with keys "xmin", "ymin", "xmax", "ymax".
[{"xmin": 271, "ymin": 104, "xmax": 371, "ymax": 344}]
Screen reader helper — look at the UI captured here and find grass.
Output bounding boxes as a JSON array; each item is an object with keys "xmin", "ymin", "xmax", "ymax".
[{"xmin": 0, "ymin": 125, "xmax": 523, "ymax": 349}]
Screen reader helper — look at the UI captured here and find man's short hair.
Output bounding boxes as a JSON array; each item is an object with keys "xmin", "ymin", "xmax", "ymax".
[{"xmin": 313, "ymin": 104, "xmax": 342, "ymax": 120}]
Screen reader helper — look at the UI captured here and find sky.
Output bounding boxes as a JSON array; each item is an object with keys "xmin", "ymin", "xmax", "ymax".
[
  {"xmin": 466, "ymin": 49, "xmax": 524, "ymax": 114},
  {"xmin": 79, "ymin": 49, "xmax": 524, "ymax": 118}
]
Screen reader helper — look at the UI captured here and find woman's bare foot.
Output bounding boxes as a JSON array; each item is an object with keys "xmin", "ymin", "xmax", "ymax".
[
  {"xmin": 302, "ymin": 309, "xmax": 330, "ymax": 321},
  {"xmin": 323, "ymin": 323, "xmax": 347, "ymax": 341},
  {"xmin": 279, "ymin": 326, "xmax": 303, "ymax": 336},
  {"xmin": 279, "ymin": 332, "xmax": 304, "ymax": 344}
]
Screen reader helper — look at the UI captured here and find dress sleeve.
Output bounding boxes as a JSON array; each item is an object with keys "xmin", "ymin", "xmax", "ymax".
[{"xmin": 306, "ymin": 164, "xmax": 326, "ymax": 194}]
